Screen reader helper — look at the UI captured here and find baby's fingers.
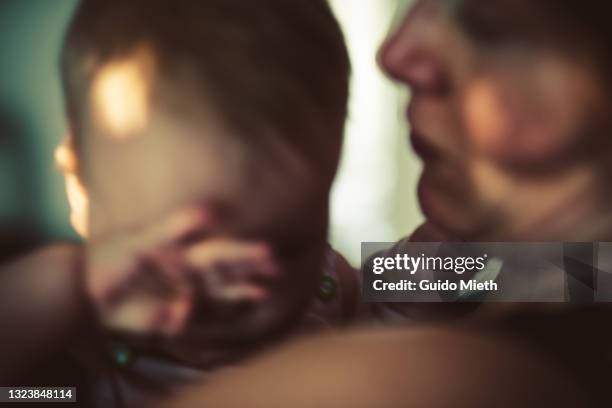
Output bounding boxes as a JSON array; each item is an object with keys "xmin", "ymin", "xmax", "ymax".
[
  {"xmin": 103, "ymin": 295, "xmax": 192, "ymax": 336},
  {"xmin": 185, "ymin": 239, "xmax": 278, "ymax": 280},
  {"xmin": 195, "ymin": 263, "xmax": 271, "ymax": 303},
  {"xmin": 139, "ymin": 207, "xmax": 214, "ymax": 251},
  {"xmin": 205, "ymin": 282, "xmax": 270, "ymax": 303}
]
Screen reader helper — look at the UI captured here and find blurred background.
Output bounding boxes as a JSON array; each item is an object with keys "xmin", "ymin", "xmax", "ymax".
[{"xmin": 0, "ymin": 0, "xmax": 421, "ymax": 265}]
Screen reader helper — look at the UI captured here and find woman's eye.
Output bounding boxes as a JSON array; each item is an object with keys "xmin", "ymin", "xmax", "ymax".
[
  {"xmin": 457, "ymin": 10, "xmax": 513, "ymax": 46},
  {"xmin": 453, "ymin": 0, "xmax": 535, "ymax": 47}
]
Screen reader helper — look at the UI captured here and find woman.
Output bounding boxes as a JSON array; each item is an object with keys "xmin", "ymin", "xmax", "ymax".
[{"xmin": 381, "ymin": 0, "xmax": 612, "ymax": 242}]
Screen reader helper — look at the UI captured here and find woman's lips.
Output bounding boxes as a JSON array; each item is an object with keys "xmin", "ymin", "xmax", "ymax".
[
  {"xmin": 410, "ymin": 130, "xmax": 438, "ymax": 162},
  {"xmin": 407, "ymin": 101, "xmax": 438, "ymax": 162}
]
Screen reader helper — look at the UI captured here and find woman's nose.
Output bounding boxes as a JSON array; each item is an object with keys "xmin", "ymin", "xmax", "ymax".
[{"xmin": 378, "ymin": 1, "xmax": 448, "ymax": 95}]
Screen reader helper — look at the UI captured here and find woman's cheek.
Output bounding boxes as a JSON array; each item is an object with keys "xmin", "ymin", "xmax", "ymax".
[
  {"xmin": 461, "ymin": 78, "xmax": 520, "ymax": 159},
  {"xmin": 461, "ymin": 66, "xmax": 593, "ymax": 165}
]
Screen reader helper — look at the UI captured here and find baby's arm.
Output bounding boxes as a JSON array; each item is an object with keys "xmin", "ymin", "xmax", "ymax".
[{"xmin": 0, "ymin": 244, "xmax": 88, "ymax": 383}]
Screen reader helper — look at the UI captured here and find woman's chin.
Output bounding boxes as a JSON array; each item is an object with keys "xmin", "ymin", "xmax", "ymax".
[
  {"xmin": 409, "ymin": 221, "xmax": 456, "ymax": 242},
  {"xmin": 417, "ymin": 176, "xmax": 460, "ymax": 240},
  {"xmin": 416, "ymin": 172, "xmax": 489, "ymax": 241}
]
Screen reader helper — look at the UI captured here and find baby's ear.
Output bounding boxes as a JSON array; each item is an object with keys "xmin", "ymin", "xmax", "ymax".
[
  {"xmin": 54, "ymin": 131, "xmax": 78, "ymax": 174},
  {"xmin": 56, "ymin": 130, "xmax": 89, "ymax": 238}
]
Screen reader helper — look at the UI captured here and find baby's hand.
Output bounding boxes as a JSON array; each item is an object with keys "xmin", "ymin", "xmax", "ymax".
[{"xmin": 86, "ymin": 208, "xmax": 278, "ymax": 337}]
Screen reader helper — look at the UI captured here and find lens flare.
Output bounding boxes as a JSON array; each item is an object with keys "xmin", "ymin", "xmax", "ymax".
[{"xmin": 90, "ymin": 46, "xmax": 155, "ymax": 138}]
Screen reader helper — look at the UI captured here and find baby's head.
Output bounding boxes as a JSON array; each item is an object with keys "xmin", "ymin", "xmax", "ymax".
[{"xmin": 58, "ymin": 0, "xmax": 349, "ymax": 341}]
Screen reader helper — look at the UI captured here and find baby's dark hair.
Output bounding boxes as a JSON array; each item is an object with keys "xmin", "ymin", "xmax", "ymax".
[{"xmin": 61, "ymin": 0, "xmax": 350, "ymax": 180}]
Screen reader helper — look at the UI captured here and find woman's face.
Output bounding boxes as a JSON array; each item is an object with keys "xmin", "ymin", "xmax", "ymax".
[{"xmin": 380, "ymin": 0, "xmax": 611, "ymax": 240}]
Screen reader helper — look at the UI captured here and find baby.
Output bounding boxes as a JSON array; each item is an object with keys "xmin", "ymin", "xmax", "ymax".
[{"xmin": 53, "ymin": 0, "xmax": 355, "ymax": 405}]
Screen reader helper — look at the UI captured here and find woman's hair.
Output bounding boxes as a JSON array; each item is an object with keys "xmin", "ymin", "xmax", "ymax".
[{"xmin": 61, "ymin": 0, "xmax": 350, "ymax": 179}]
